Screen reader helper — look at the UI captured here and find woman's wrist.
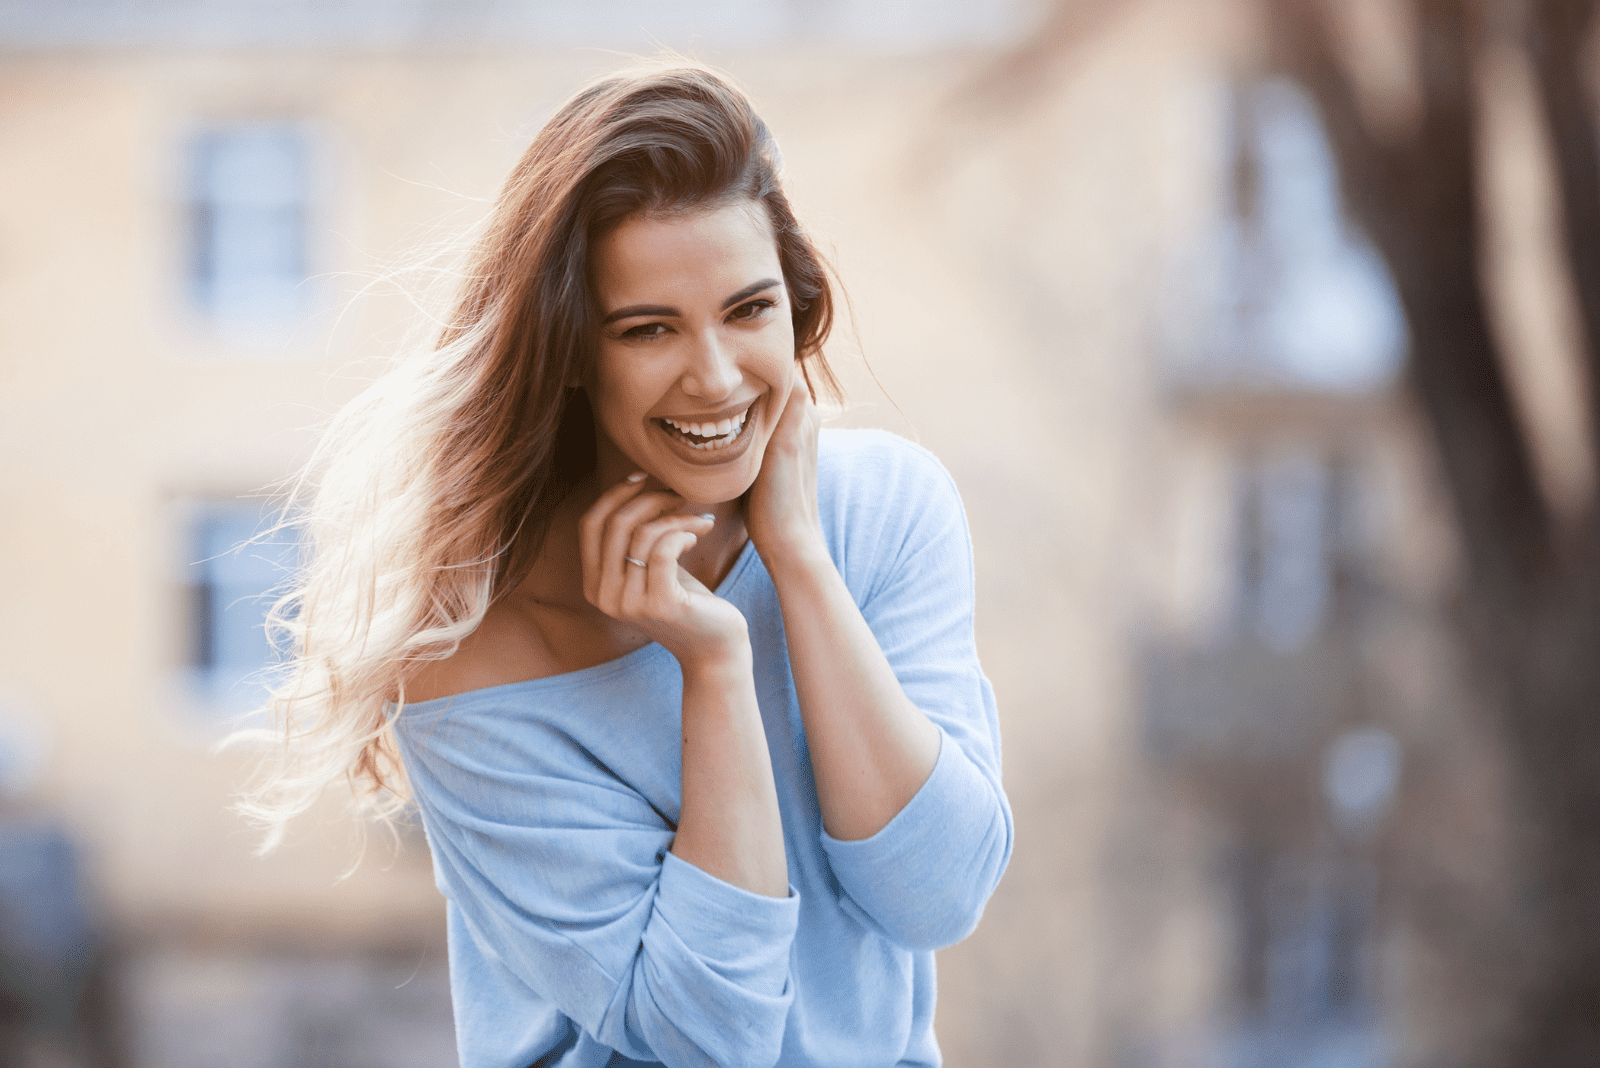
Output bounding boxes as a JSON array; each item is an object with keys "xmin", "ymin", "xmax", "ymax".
[
  {"xmin": 677, "ymin": 638, "xmax": 755, "ymax": 688},
  {"xmin": 758, "ymin": 532, "xmax": 834, "ymax": 587}
]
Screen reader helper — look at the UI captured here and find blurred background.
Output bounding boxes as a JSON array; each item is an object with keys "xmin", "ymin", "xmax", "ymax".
[{"xmin": 3, "ymin": 0, "xmax": 1599, "ymax": 1065}]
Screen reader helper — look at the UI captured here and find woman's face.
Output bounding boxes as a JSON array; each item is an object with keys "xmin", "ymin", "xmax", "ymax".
[{"xmin": 585, "ymin": 199, "xmax": 796, "ymax": 506}]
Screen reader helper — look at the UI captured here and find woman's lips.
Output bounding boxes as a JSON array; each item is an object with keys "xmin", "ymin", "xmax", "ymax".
[{"xmin": 650, "ymin": 401, "xmax": 760, "ymax": 465}]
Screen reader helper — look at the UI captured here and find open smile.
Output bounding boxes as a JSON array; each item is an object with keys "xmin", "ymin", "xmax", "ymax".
[{"xmin": 653, "ymin": 403, "xmax": 753, "ymax": 452}]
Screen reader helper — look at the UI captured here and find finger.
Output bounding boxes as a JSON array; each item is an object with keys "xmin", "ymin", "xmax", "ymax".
[
  {"xmin": 580, "ymin": 473, "xmax": 649, "ymax": 601},
  {"xmin": 770, "ymin": 378, "xmax": 816, "ymax": 449},
  {"xmin": 587, "ymin": 488, "xmax": 675, "ymax": 611},
  {"xmin": 619, "ymin": 514, "xmax": 714, "ymax": 615},
  {"xmin": 626, "ymin": 512, "xmax": 714, "ymax": 568},
  {"xmin": 785, "ymin": 373, "xmax": 814, "ymax": 418},
  {"xmin": 646, "ymin": 529, "xmax": 704, "ymax": 608},
  {"xmin": 617, "ymin": 536, "xmax": 651, "ymax": 613},
  {"xmin": 794, "ymin": 380, "xmax": 819, "ymax": 430},
  {"xmin": 791, "ymin": 372, "xmax": 814, "ymax": 405},
  {"xmin": 602, "ymin": 490, "xmax": 683, "ymax": 567},
  {"xmin": 594, "ymin": 492, "xmax": 686, "ymax": 610}
]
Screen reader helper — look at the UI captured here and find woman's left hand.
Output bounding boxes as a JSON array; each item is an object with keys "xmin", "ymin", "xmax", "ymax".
[{"xmin": 746, "ymin": 374, "xmax": 826, "ymax": 565}]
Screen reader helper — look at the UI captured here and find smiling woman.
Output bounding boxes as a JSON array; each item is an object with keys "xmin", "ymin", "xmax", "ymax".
[{"xmin": 236, "ymin": 64, "xmax": 1012, "ymax": 1068}]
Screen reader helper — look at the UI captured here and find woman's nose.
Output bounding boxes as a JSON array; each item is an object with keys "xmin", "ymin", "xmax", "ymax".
[{"xmin": 681, "ymin": 331, "xmax": 742, "ymax": 399}]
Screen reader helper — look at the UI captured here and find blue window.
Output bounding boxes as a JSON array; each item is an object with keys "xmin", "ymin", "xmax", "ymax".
[
  {"xmin": 184, "ymin": 502, "xmax": 300, "ymax": 711},
  {"xmin": 1165, "ymin": 78, "xmax": 1406, "ymax": 390},
  {"xmin": 1236, "ymin": 450, "xmax": 1332, "ymax": 654},
  {"xmin": 187, "ymin": 124, "xmax": 312, "ymax": 324}
]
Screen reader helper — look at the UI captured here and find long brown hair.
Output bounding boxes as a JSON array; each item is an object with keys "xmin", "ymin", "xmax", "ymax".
[{"xmin": 235, "ymin": 63, "xmax": 842, "ymax": 848}]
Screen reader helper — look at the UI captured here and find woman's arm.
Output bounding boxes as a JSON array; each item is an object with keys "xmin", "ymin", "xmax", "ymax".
[
  {"xmin": 674, "ymin": 652, "xmax": 789, "ymax": 896},
  {"xmin": 580, "ymin": 476, "xmax": 788, "ymax": 897},
  {"xmin": 746, "ymin": 388, "xmax": 942, "ymax": 842},
  {"xmin": 765, "ymin": 545, "xmax": 943, "ymax": 842},
  {"xmin": 749, "ymin": 401, "xmax": 1012, "ymax": 950}
]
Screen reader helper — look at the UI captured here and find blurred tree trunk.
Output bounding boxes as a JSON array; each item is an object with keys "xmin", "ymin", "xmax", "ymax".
[
  {"xmin": 1267, "ymin": 2, "xmax": 1600, "ymax": 1062},
  {"xmin": 971, "ymin": 0, "xmax": 1600, "ymax": 1056}
]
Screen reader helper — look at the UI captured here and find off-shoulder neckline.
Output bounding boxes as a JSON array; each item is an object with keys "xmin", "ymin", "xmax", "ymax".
[{"xmin": 393, "ymin": 538, "xmax": 759, "ymax": 711}]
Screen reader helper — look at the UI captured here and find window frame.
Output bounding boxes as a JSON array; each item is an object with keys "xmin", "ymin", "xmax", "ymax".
[
  {"xmin": 174, "ymin": 497, "xmax": 302, "ymax": 718},
  {"xmin": 179, "ymin": 118, "xmax": 321, "ymax": 346}
]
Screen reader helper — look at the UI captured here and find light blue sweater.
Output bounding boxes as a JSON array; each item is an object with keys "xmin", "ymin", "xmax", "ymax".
[{"xmin": 394, "ymin": 430, "xmax": 1013, "ymax": 1068}]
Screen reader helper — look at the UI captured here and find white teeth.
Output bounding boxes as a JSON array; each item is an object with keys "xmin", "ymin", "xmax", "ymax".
[
  {"xmin": 659, "ymin": 405, "xmax": 752, "ymax": 450},
  {"xmin": 663, "ymin": 406, "xmax": 751, "ymax": 442}
]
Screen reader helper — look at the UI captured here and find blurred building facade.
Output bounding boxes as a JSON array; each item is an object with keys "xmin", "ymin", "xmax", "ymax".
[{"xmin": 0, "ymin": 1, "xmax": 1536, "ymax": 1066}]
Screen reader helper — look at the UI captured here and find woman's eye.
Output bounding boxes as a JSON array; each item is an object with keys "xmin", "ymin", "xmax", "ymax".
[
  {"xmin": 621, "ymin": 322, "xmax": 670, "ymax": 340},
  {"xmin": 730, "ymin": 299, "xmax": 774, "ymax": 322}
]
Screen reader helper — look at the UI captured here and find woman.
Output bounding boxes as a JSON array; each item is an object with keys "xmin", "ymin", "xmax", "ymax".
[{"xmin": 246, "ymin": 65, "xmax": 1012, "ymax": 1068}]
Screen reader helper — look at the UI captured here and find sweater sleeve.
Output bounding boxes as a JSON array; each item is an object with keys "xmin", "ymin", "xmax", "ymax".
[
  {"xmin": 817, "ymin": 435, "xmax": 1015, "ymax": 952},
  {"xmin": 398, "ymin": 707, "xmax": 800, "ymax": 1068}
]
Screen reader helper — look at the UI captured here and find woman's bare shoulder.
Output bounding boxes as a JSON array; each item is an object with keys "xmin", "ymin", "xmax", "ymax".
[{"xmin": 401, "ymin": 604, "xmax": 560, "ymax": 703}]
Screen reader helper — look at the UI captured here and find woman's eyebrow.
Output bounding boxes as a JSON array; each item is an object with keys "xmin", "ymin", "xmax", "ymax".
[
  {"xmin": 601, "ymin": 278, "xmax": 784, "ymax": 325},
  {"xmin": 720, "ymin": 278, "xmax": 783, "ymax": 310},
  {"xmin": 602, "ymin": 303, "xmax": 677, "ymax": 325}
]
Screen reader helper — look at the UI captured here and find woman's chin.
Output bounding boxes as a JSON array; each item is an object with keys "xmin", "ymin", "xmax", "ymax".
[
  {"xmin": 658, "ymin": 465, "xmax": 759, "ymax": 509},
  {"xmin": 635, "ymin": 427, "xmax": 769, "ymax": 507},
  {"xmin": 598, "ymin": 415, "xmax": 768, "ymax": 507}
]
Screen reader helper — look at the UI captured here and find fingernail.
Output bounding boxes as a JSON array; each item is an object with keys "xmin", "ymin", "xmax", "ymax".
[
  {"xmin": 699, "ymin": 513, "xmax": 715, "ymax": 522},
  {"xmin": 626, "ymin": 471, "xmax": 648, "ymax": 483}
]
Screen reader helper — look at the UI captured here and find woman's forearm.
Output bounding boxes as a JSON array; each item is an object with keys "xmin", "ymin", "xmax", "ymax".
[
  {"xmin": 669, "ymin": 650, "xmax": 790, "ymax": 898},
  {"xmin": 767, "ymin": 547, "xmax": 942, "ymax": 842}
]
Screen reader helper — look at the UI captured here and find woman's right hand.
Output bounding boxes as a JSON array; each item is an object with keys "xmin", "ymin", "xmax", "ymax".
[{"xmin": 578, "ymin": 473, "xmax": 749, "ymax": 669}]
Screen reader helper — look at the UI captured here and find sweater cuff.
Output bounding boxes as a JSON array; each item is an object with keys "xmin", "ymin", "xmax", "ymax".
[
  {"xmin": 819, "ymin": 728, "xmax": 1006, "ymax": 948},
  {"xmin": 653, "ymin": 851, "xmax": 800, "ymax": 982},
  {"xmin": 627, "ymin": 853, "xmax": 800, "ymax": 1067}
]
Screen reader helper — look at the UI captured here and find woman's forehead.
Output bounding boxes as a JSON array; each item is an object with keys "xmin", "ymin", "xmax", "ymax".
[{"xmin": 593, "ymin": 201, "xmax": 779, "ymax": 302}]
